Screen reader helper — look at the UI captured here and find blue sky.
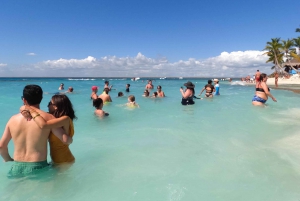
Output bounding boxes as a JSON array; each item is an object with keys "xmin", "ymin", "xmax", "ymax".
[{"xmin": 0, "ymin": 0, "xmax": 299, "ymax": 77}]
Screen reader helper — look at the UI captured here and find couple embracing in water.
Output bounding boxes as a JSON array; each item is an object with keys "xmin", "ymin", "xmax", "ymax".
[{"xmin": 0, "ymin": 85, "xmax": 76, "ymax": 177}]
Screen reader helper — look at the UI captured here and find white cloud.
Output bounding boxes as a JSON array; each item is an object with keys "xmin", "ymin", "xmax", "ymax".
[
  {"xmin": 0, "ymin": 63, "xmax": 7, "ymax": 67},
  {"xmin": 27, "ymin": 53, "xmax": 36, "ymax": 56},
  {"xmin": 4, "ymin": 51, "xmax": 273, "ymax": 77}
]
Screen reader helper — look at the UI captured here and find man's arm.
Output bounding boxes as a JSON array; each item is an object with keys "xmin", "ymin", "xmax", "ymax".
[{"xmin": 0, "ymin": 124, "xmax": 14, "ymax": 162}]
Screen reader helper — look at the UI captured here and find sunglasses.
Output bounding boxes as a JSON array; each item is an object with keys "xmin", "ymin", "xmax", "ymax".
[{"xmin": 48, "ymin": 101, "xmax": 54, "ymax": 107}]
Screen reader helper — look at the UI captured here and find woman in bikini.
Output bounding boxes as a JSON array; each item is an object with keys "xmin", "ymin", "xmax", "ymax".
[
  {"xmin": 252, "ymin": 73, "xmax": 277, "ymax": 106},
  {"xmin": 199, "ymin": 80, "xmax": 215, "ymax": 98},
  {"xmin": 24, "ymin": 94, "xmax": 77, "ymax": 164}
]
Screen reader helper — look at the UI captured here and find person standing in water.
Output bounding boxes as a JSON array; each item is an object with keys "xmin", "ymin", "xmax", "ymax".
[
  {"xmin": 25, "ymin": 94, "xmax": 77, "ymax": 164},
  {"xmin": 93, "ymin": 98, "xmax": 109, "ymax": 117},
  {"xmin": 213, "ymin": 79, "xmax": 220, "ymax": 95},
  {"xmin": 0, "ymin": 85, "xmax": 72, "ymax": 177},
  {"xmin": 180, "ymin": 81, "xmax": 195, "ymax": 105},
  {"xmin": 91, "ymin": 86, "xmax": 98, "ymax": 100},
  {"xmin": 156, "ymin": 85, "xmax": 165, "ymax": 97},
  {"xmin": 252, "ymin": 73, "xmax": 277, "ymax": 106},
  {"xmin": 125, "ymin": 84, "xmax": 130, "ymax": 92},
  {"xmin": 145, "ymin": 80, "xmax": 154, "ymax": 90}
]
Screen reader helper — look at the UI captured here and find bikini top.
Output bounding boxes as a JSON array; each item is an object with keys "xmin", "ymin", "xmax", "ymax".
[{"xmin": 256, "ymin": 87, "xmax": 270, "ymax": 92}]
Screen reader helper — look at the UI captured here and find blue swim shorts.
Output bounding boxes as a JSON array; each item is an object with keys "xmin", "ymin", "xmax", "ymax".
[{"xmin": 252, "ymin": 95, "xmax": 267, "ymax": 104}]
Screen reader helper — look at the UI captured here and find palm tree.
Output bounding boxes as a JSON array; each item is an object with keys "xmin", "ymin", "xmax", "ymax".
[
  {"xmin": 296, "ymin": 26, "xmax": 300, "ymax": 32},
  {"xmin": 293, "ymin": 37, "xmax": 300, "ymax": 54},
  {"xmin": 281, "ymin": 39, "xmax": 298, "ymax": 72},
  {"xmin": 263, "ymin": 38, "xmax": 284, "ymax": 72}
]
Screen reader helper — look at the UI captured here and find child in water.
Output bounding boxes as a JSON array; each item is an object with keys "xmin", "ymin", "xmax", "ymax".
[
  {"xmin": 127, "ymin": 95, "xmax": 139, "ymax": 108},
  {"xmin": 93, "ymin": 98, "xmax": 109, "ymax": 117}
]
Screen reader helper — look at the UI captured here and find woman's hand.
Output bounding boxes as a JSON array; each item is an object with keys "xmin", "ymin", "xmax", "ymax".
[{"xmin": 20, "ymin": 105, "xmax": 32, "ymax": 121}]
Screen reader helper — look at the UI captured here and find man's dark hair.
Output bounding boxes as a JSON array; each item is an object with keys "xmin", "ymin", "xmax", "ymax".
[
  {"xmin": 104, "ymin": 80, "xmax": 109, "ymax": 84},
  {"xmin": 23, "ymin": 85, "xmax": 43, "ymax": 105},
  {"xmin": 93, "ymin": 98, "xmax": 103, "ymax": 108},
  {"xmin": 208, "ymin": 80, "xmax": 212, "ymax": 84}
]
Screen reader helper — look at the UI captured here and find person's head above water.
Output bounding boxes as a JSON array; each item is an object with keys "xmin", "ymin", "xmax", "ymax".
[
  {"xmin": 22, "ymin": 85, "xmax": 43, "ymax": 106},
  {"xmin": 118, "ymin": 92, "xmax": 124, "ymax": 97},
  {"xmin": 91, "ymin": 86, "xmax": 98, "ymax": 92},
  {"xmin": 128, "ymin": 95, "xmax": 135, "ymax": 102},
  {"xmin": 208, "ymin": 80, "xmax": 212, "ymax": 84},
  {"xmin": 48, "ymin": 94, "xmax": 77, "ymax": 120},
  {"xmin": 93, "ymin": 98, "xmax": 103, "ymax": 109},
  {"xmin": 183, "ymin": 81, "xmax": 195, "ymax": 89}
]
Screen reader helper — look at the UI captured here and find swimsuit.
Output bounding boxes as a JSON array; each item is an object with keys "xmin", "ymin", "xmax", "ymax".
[
  {"xmin": 49, "ymin": 119, "xmax": 75, "ymax": 164},
  {"xmin": 204, "ymin": 84, "xmax": 214, "ymax": 97},
  {"xmin": 252, "ymin": 95, "xmax": 267, "ymax": 103},
  {"xmin": 181, "ymin": 96, "xmax": 195, "ymax": 105},
  {"xmin": 256, "ymin": 87, "xmax": 270, "ymax": 92},
  {"xmin": 126, "ymin": 88, "xmax": 129, "ymax": 92},
  {"xmin": 8, "ymin": 160, "xmax": 49, "ymax": 177}
]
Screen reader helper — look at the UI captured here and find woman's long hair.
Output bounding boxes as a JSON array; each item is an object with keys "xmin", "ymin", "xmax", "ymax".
[
  {"xmin": 51, "ymin": 94, "xmax": 77, "ymax": 120},
  {"xmin": 259, "ymin": 73, "xmax": 267, "ymax": 81}
]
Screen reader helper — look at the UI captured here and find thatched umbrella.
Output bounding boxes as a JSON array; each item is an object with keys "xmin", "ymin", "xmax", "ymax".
[{"xmin": 282, "ymin": 58, "xmax": 300, "ymax": 66}]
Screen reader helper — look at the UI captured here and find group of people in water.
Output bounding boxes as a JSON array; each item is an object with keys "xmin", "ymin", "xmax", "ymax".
[{"xmin": 0, "ymin": 73, "xmax": 277, "ymax": 178}]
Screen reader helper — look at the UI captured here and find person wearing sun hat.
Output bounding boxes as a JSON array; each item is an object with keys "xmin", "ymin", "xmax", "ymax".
[
  {"xmin": 91, "ymin": 86, "xmax": 98, "ymax": 100},
  {"xmin": 180, "ymin": 81, "xmax": 195, "ymax": 105},
  {"xmin": 213, "ymin": 79, "xmax": 220, "ymax": 95}
]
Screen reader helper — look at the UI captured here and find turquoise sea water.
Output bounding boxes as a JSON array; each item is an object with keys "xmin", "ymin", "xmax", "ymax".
[{"xmin": 0, "ymin": 77, "xmax": 300, "ymax": 201}]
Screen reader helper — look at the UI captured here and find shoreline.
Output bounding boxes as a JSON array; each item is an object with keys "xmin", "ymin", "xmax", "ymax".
[{"xmin": 241, "ymin": 77, "xmax": 300, "ymax": 94}]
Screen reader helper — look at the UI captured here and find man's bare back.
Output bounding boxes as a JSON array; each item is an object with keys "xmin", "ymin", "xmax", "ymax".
[{"xmin": 1, "ymin": 108, "xmax": 64, "ymax": 162}]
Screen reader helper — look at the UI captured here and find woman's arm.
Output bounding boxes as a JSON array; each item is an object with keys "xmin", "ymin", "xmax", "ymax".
[
  {"xmin": 262, "ymin": 83, "xmax": 277, "ymax": 102},
  {"xmin": 199, "ymin": 87, "xmax": 205, "ymax": 96},
  {"xmin": 180, "ymin": 88, "xmax": 191, "ymax": 99},
  {"xmin": 26, "ymin": 107, "xmax": 70, "ymax": 129}
]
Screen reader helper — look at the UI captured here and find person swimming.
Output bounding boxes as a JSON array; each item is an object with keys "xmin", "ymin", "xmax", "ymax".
[
  {"xmin": 93, "ymin": 98, "xmax": 109, "ymax": 117},
  {"xmin": 127, "ymin": 95, "xmax": 139, "ymax": 108}
]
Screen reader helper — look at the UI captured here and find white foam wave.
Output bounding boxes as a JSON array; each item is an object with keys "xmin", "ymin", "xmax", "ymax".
[
  {"xmin": 68, "ymin": 78, "xmax": 96, "ymax": 81},
  {"xmin": 230, "ymin": 81, "xmax": 245, "ymax": 86}
]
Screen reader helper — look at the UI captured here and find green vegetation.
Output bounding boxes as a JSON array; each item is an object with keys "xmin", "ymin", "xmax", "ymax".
[{"xmin": 264, "ymin": 25, "xmax": 300, "ymax": 72}]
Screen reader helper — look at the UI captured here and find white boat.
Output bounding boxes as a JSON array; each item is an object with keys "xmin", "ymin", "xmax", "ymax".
[
  {"xmin": 159, "ymin": 77, "xmax": 166, "ymax": 79},
  {"xmin": 179, "ymin": 77, "xmax": 183, "ymax": 79}
]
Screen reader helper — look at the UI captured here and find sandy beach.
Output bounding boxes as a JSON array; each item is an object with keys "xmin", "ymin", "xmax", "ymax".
[{"xmin": 241, "ymin": 76, "xmax": 300, "ymax": 93}]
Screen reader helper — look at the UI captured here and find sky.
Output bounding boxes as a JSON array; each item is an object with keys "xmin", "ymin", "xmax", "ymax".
[{"xmin": 0, "ymin": 0, "xmax": 299, "ymax": 77}]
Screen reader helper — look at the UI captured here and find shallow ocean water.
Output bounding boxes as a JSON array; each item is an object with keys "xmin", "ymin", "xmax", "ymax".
[{"xmin": 0, "ymin": 78, "xmax": 300, "ymax": 201}]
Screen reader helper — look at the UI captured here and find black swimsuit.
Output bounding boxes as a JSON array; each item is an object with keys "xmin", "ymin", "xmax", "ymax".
[
  {"xmin": 256, "ymin": 87, "xmax": 270, "ymax": 92},
  {"xmin": 181, "ymin": 96, "xmax": 195, "ymax": 105}
]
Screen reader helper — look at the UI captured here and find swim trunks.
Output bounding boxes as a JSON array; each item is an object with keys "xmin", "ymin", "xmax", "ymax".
[
  {"xmin": 8, "ymin": 160, "xmax": 49, "ymax": 177},
  {"xmin": 181, "ymin": 97, "xmax": 195, "ymax": 105},
  {"xmin": 252, "ymin": 95, "xmax": 267, "ymax": 104}
]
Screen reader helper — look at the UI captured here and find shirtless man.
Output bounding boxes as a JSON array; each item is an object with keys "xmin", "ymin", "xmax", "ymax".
[
  {"xmin": 145, "ymin": 80, "xmax": 154, "ymax": 90},
  {"xmin": 0, "ymin": 85, "xmax": 72, "ymax": 177},
  {"xmin": 255, "ymin": 70, "xmax": 261, "ymax": 83},
  {"xmin": 156, "ymin": 85, "xmax": 165, "ymax": 97},
  {"xmin": 98, "ymin": 88, "xmax": 112, "ymax": 103},
  {"xmin": 104, "ymin": 81, "xmax": 113, "ymax": 91}
]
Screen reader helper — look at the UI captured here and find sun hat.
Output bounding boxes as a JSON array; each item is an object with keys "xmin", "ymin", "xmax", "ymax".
[
  {"xmin": 213, "ymin": 79, "xmax": 219, "ymax": 82},
  {"xmin": 91, "ymin": 86, "xmax": 98, "ymax": 90},
  {"xmin": 183, "ymin": 81, "xmax": 195, "ymax": 88}
]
